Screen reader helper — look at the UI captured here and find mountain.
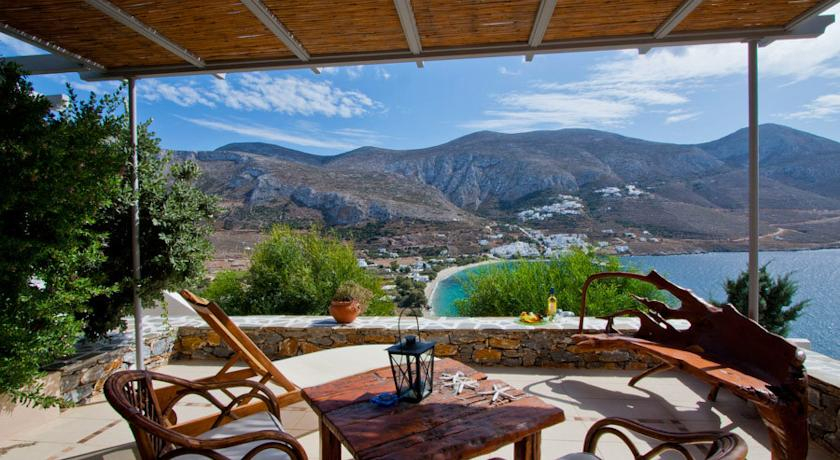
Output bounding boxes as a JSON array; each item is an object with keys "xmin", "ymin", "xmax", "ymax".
[{"xmin": 174, "ymin": 124, "xmax": 840, "ymax": 252}]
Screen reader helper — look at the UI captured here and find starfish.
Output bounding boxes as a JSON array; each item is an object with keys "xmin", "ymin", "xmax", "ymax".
[
  {"xmin": 477, "ymin": 384, "xmax": 520, "ymax": 403},
  {"xmin": 440, "ymin": 371, "xmax": 479, "ymax": 395}
]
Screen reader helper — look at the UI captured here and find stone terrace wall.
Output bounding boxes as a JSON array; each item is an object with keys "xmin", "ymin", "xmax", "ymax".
[
  {"xmin": 43, "ymin": 328, "xmax": 175, "ymax": 404},
  {"xmin": 805, "ymin": 350, "xmax": 840, "ymax": 453},
  {"xmin": 174, "ymin": 316, "xmax": 659, "ymax": 370}
]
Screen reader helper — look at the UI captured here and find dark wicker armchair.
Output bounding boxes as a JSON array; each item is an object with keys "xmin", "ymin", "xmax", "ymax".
[
  {"xmin": 104, "ymin": 370, "xmax": 308, "ymax": 460},
  {"xmin": 556, "ymin": 417, "xmax": 747, "ymax": 460}
]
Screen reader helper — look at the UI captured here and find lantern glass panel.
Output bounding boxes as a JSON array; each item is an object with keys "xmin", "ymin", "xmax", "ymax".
[{"xmin": 387, "ymin": 338, "xmax": 435, "ymax": 403}]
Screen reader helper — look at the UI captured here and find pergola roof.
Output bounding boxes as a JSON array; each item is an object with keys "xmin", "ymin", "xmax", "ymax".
[{"xmin": 0, "ymin": 0, "xmax": 837, "ymax": 80}]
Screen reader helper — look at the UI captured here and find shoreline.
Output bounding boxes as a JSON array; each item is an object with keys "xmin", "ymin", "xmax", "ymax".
[
  {"xmin": 424, "ymin": 247, "xmax": 840, "ymax": 314},
  {"xmin": 424, "ymin": 259, "xmax": 503, "ymax": 311}
]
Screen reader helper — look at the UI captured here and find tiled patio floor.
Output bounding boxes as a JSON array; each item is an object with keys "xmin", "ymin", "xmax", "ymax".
[{"xmin": 0, "ymin": 361, "xmax": 833, "ymax": 459}]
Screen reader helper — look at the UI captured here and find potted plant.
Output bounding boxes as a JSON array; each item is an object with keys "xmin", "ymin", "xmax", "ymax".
[{"xmin": 329, "ymin": 281, "xmax": 373, "ymax": 324}]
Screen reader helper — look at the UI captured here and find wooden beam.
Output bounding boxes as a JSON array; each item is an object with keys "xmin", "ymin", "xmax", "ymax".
[
  {"xmin": 0, "ymin": 23, "xmax": 104, "ymax": 71},
  {"xmin": 82, "ymin": 0, "xmax": 204, "ymax": 68},
  {"xmin": 654, "ymin": 0, "xmax": 704, "ymax": 39},
  {"xmin": 393, "ymin": 0, "xmax": 422, "ymax": 55},
  {"xmin": 786, "ymin": 0, "xmax": 840, "ymax": 30},
  {"xmin": 1, "ymin": 54, "xmax": 89, "ymax": 74},
  {"xmin": 528, "ymin": 0, "xmax": 557, "ymax": 48},
  {"xmin": 240, "ymin": 0, "xmax": 310, "ymax": 62}
]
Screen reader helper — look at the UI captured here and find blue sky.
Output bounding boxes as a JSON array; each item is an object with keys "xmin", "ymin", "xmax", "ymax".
[{"xmin": 2, "ymin": 6, "xmax": 840, "ymax": 156}]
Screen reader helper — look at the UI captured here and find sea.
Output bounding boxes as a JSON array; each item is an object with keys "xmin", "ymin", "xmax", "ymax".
[{"xmin": 430, "ymin": 249, "xmax": 840, "ymax": 359}]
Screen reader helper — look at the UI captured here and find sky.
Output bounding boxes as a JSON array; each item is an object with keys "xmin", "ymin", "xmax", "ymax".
[{"xmin": 2, "ymin": 5, "xmax": 840, "ymax": 156}]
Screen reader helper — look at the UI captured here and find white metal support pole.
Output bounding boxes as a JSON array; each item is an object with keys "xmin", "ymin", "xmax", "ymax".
[
  {"xmin": 129, "ymin": 78, "xmax": 144, "ymax": 370},
  {"xmin": 747, "ymin": 41, "xmax": 760, "ymax": 322}
]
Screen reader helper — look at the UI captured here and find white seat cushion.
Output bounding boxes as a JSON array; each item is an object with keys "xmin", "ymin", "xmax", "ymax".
[
  {"xmin": 274, "ymin": 344, "xmax": 391, "ymax": 388},
  {"xmin": 556, "ymin": 453, "xmax": 601, "ymax": 460},
  {"xmin": 174, "ymin": 411, "xmax": 291, "ymax": 459}
]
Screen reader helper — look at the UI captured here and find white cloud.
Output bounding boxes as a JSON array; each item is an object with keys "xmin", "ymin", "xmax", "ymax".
[
  {"xmin": 142, "ymin": 79, "xmax": 216, "ymax": 107},
  {"xmin": 318, "ymin": 67, "xmax": 340, "ymax": 75},
  {"xmin": 665, "ymin": 111, "xmax": 701, "ymax": 124},
  {"xmin": 462, "ymin": 92, "xmax": 638, "ymax": 131},
  {"xmin": 786, "ymin": 93, "xmax": 840, "ymax": 120},
  {"xmin": 465, "ymin": 7, "xmax": 840, "ymax": 132},
  {"xmin": 181, "ymin": 117, "xmax": 355, "ymax": 150},
  {"xmin": 498, "ymin": 66, "xmax": 521, "ymax": 76},
  {"xmin": 0, "ymin": 33, "xmax": 44, "ymax": 56},
  {"xmin": 375, "ymin": 67, "xmax": 391, "ymax": 80},
  {"xmin": 139, "ymin": 73, "xmax": 381, "ymax": 118},
  {"xmin": 346, "ymin": 65, "xmax": 364, "ymax": 79}
]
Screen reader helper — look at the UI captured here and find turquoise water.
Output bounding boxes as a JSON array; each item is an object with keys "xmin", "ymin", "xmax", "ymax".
[{"xmin": 430, "ymin": 249, "xmax": 840, "ymax": 358}]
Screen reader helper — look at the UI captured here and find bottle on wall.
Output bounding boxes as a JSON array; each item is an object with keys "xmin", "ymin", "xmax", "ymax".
[{"xmin": 547, "ymin": 287, "xmax": 557, "ymax": 320}]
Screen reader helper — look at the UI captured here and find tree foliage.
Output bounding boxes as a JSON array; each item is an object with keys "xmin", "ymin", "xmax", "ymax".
[
  {"xmin": 80, "ymin": 122, "xmax": 218, "ymax": 337},
  {"xmin": 719, "ymin": 264, "xmax": 807, "ymax": 336},
  {"xmin": 204, "ymin": 225, "xmax": 391, "ymax": 315},
  {"xmin": 0, "ymin": 63, "xmax": 124, "ymax": 406},
  {"xmin": 454, "ymin": 248, "xmax": 662, "ymax": 317}
]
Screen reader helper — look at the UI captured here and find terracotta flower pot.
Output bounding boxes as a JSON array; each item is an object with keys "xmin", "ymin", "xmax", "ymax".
[{"xmin": 329, "ymin": 299, "xmax": 361, "ymax": 324}]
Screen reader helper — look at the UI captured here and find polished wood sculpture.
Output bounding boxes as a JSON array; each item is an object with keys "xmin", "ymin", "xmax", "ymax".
[{"xmin": 572, "ymin": 271, "xmax": 808, "ymax": 460}]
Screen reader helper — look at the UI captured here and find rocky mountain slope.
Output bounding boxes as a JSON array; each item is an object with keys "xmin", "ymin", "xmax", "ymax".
[{"xmin": 175, "ymin": 124, "xmax": 840, "ymax": 250}]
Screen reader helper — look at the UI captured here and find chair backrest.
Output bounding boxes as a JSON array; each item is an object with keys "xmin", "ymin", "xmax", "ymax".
[
  {"xmin": 104, "ymin": 370, "xmax": 177, "ymax": 459},
  {"xmin": 179, "ymin": 289, "xmax": 297, "ymax": 392}
]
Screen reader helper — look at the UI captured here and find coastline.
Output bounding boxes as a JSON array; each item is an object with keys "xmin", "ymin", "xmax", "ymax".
[{"xmin": 424, "ymin": 258, "xmax": 503, "ymax": 311}]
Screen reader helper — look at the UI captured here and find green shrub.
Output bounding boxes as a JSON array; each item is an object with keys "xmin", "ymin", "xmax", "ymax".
[
  {"xmin": 718, "ymin": 264, "xmax": 807, "ymax": 336},
  {"xmin": 0, "ymin": 63, "xmax": 125, "ymax": 406},
  {"xmin": 454, "ymin": 248, "xmax": 661, "ymax": 317},
  {"xmin": 202, "ymin": 270, "xmax": 248, "ymax": 313},
  {"xmin": 209, "ymin": 225, "xmax": 390, "ymax": 316}
]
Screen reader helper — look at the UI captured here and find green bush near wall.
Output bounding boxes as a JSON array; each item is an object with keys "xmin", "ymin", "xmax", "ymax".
[
  {"xmin": 454, "ymin": 248, "xmax": 662, "ymax": 317},
  {"xmin": 203, "ymin": 226, "xmax": 392, "ymax": 316}
]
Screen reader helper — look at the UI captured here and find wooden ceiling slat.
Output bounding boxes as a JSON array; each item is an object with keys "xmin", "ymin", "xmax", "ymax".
[
  {"xmin": 108, "ymin": 0, "xmax": 294, "ymax": 62},
  {"xmin": 261, "ymin": 0, "xmax": 409, "ymax": 55},
  {"xmin": 675, "ymin": 0, "xmax": 824, "ymax": 32},
  {"xmin": 413, "ymin": 0, "xmax": 541, "ymax": 48},
  {"xmin": 545, "ymin": 0, "xmax": 685, "ymax": 41},
  {"xmin": 0, "ymin": 0, "xmax": 181, "ymax": 68}
]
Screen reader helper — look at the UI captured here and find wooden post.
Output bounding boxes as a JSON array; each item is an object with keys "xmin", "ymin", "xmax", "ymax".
[
  {"xmin": 128, "ymin": 77, "xmax": 143, "ymax": 370},
  {"xmin": 747, "ymin": 40, "xmax": 760, "ymax": 322}
]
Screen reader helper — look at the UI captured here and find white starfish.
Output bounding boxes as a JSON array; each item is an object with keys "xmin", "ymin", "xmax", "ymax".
[
  {"xmin": 440, "ymin": 371, "xmax": 479, "ymax": 395},
  {"xmin": 477, "ymin": 384, "xmax": 520, "ymax": 403}
]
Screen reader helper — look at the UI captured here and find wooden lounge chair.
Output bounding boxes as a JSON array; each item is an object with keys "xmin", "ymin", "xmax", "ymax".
[
  {"xmin": 557, "ymin": 417, "xmax": 747, "ymax": 459},
  {"xmin": 159, "ymin": 289, "xmax": 388, "ymax": 435},
  {"xmin": 105, "ymin": 369, "xmax": 307, "ymax": 460},
  {"xmin": 571, "ymin": 271, "xmax": 808, "ymax": 460}
]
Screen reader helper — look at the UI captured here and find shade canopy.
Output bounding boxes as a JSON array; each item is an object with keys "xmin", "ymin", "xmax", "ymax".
[{"xmin": 0, "ymin": 0, "xmax": 837, "ymax": 80}]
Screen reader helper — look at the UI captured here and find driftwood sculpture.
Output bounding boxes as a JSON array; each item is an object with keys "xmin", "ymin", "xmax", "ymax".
[{"xmin": 571, "ymin": 271, "xmax": 808, "ymax": 460}]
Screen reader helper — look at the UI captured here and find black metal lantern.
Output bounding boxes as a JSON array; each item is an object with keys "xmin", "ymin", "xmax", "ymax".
[{"xmin": 387, "ymin": 309, "xmax": 436, "ymax": 403}]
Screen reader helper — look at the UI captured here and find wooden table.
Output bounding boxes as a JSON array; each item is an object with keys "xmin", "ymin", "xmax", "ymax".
[{"xmin": 302, "ymin": 358, "xmax": 565, "ymax": 460}]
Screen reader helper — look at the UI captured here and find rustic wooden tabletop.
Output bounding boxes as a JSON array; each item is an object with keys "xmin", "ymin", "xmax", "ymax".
[{"xmin": 302, "ymin": 358, "xmax": 566, "ymax": 460}]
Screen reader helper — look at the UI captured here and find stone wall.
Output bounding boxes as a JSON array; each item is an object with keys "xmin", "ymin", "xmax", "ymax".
[
  {"xmin": 808, "ymin": 372, "xmax": 840, "ymax": 453},
  {"xmin": 175, "ymin": 324, "xmax": 658, "ymax": 370},
  {"xmin": 43, "ymin": 331, "xmax": 175, "ymax": 404}
]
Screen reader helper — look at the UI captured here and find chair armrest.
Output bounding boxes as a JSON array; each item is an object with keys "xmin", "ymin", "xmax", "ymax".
[
  {"xmin": 583, "ymin": 417, "xmax": 744, "ymax": 459},
  {"xmin": 147, "ymin": 371, "xmax": 281, "ymax": 425}
]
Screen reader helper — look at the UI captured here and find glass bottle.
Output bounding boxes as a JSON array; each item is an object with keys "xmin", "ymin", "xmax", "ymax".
[{"xmin": 547, "ymin": 287, "xmax": 557, "ymax": 320}]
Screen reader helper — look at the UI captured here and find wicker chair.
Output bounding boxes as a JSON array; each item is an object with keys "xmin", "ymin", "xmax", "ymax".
[
  {"xmin": 555, "ymin": 417, "xmax": 747, "ymax": 460},
  {"xmin": 104, "ymin": 370, "xmax": 307, "ymax": 460}
]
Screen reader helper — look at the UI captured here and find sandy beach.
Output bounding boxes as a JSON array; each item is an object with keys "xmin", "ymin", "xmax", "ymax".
[{"xmin": 424, "ymin": 258, "xmax": 502, "ymax": 311}]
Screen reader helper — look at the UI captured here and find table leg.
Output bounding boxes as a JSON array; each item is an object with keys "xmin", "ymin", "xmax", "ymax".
[
  {"xmin": 320, "ymin": 419, "xmax": 341, "ymax": 460},
  {"xmin": 514, "ymin": 431, "xmax": 541, "ymax": 460}
]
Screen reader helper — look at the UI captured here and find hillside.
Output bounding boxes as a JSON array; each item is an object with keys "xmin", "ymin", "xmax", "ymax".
[{"xmin": 174, "ymin": 124, "xmax": 840, "ymax": 256}]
